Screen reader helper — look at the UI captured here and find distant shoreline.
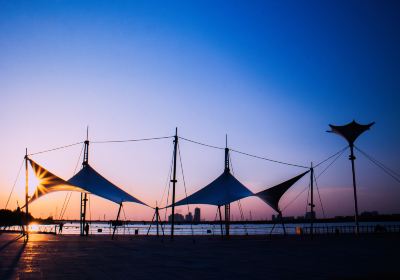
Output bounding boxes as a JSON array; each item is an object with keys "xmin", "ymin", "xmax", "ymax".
[
  {"xmin": 3, "ymin": 210, "xmax": 400, "ymax": 226},
  {"xmin": 51, "ymin": 213, "xmax": 400, "ymax": 225}
]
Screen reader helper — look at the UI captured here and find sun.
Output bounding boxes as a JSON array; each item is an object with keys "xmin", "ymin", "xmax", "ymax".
[{"xmin": 29, "ymin": 223, "xmax": 40, "ymax": 232}]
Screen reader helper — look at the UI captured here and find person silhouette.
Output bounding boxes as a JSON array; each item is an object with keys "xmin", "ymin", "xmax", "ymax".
[{"xmin": 85, "ymin": 223, "xmax": 89, "ymax": 236}]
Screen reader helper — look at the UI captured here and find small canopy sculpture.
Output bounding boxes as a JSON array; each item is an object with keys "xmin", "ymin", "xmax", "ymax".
[
  {"xmin": 255, "ymin": 171, "xmax": 309, "ymax": 235},
  {"xmin": 328, "ymin": 120, "xmax": 374, "ymax": 234},
  {"xmin": 328, "ymin": 120, "xmax": 374, "ymax": 145}
]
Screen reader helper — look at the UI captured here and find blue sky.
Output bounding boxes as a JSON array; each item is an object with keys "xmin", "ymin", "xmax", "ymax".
[{"xmin": 1, "ymin": 0, "xmax": 399, "ymax": 220}]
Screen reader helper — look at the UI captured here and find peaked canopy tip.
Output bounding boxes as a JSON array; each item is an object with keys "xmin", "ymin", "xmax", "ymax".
[
  {"xmin": 328, "ymin": 120, "xmax": 375, "ymax": 145},
  {"xmin": 255, "ymin": 171, "xmax": 309, "ymax": 213}
]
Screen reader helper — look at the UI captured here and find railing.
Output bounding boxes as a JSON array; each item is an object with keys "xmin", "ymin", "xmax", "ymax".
[
  {"xmin": 302, "ymin": 224, "xmax": 400, "ymax": 235},
  {"xmin": 2, "ymin": 223, "xmax": 400, "ymax": 236}
]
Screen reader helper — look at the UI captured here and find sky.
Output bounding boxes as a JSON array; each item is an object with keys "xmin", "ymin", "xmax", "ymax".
[{"xmin": 1, "ymin": 0, "xmax": 399, "ymax": 221}]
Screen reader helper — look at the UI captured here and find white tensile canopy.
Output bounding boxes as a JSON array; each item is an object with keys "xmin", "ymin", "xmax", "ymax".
[
  {"xmin": 255, "ymin": 171, "xmax": 309, "ymax": 213},
  {"xmin": 68, "ymin": 164, "xmax": 147, "ymax": 205},
  {"xmin": 28, "ymin": 158, "xmax": 147, "ymax": 206},
  {"xmin": 171, "ymin": 170, "xmax": 253, "ymax": 207},
  {"xmin": 28, "ymin": 159, "xmax": 86, "ymax": 203}
]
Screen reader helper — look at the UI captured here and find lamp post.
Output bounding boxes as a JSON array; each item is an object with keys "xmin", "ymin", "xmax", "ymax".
[{"xmin": 328, "ymin": 120, "xmax": 374, "ymax": 234}]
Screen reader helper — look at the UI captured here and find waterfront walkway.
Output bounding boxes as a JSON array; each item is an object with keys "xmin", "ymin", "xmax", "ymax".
[{"xmin": 0, "ymin": 233, "xmax": 399, "ymax": 279}]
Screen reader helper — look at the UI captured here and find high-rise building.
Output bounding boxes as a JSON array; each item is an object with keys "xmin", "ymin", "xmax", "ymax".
[
  {"xmin": 194, "ymin": 207, "xmax": 201, "ymax": 222},
  {"xmin": 185, "ymin": 212, "xmax": 193, "ymax": 222},
  {"xmin": 168, "ymin": 213, "xmax": 184, "ymax": 222}
]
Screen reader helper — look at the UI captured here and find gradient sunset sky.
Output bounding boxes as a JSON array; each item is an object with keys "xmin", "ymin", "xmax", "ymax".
[{"xmin": 1, "ymin": 0, "xmax": 399, "ymax": 221}]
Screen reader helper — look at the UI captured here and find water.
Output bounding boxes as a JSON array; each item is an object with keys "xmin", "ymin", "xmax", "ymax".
[{"xmin": 6, "ymin": 221, "xmax": 400, "ymax": 236}]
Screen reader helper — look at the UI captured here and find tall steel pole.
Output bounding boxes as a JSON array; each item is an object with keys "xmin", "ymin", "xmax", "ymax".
[
  {"xmin": 328, "ymin": 121, "xmax": 374, "ymax": 235},
  {"xmin": 171, "ymin": 127, "xmax": 178, "ymax": 238},
  {"xmin": 112, "ymin": 203, "xmax": 122, "ymax": 240},
  {"xmin": 224, "ymin": 135, "xmax": 230, "ymax": 236},
  {"xmin": 309, "ymin": 163, "xmax": 314, "ymax": 236},
  {"xmin": 349, "ymin": 144, "xmax": 360, "ymax": 234},
  {"xmin": 156, "ymin": 206, "xmax": 159, "ymax": 237},
  {"xmin": 80, "ymin": 128, "xmax": 89, "ymax": 236},
  {"xmin": 25, "ymin": 148, "xmax": 29, "ymax": 238},
  {"xmin": 218, "ymin": 206, "xmax": 223, "ymax": 235}
]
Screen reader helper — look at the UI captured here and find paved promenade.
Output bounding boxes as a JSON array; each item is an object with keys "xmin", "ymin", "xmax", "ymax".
[{"xmin": 0, "ymin": 233, "xmax": 399, "ymax": 279}]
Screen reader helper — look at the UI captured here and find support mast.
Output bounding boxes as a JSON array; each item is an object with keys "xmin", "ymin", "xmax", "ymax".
[
  {"xmin": 171, "ymin": 127, "xmax": 178, "ymax": 238},
  {"xmin": 349, "ymin": 144, "xmax": 359, "ymax": 235},
  {"xmin": 25, "ymin": 148, "xmax": 29, "ymax": 238},
  {"xmin": 224, "ymin": 135, "xmax": 230, "ymax": 236},
  {"xmin": 156, "ymin": 206, "xmax": 159, "ymax": 236},
  {"xmin": 309, "ymin": 162, "xmax": 314, "ymax": 236},
  {"xmin": 80, "ymin": 128, "xmax": 89, "ymax": 236},
  {"xmin": 112, "ymin": 203, "xmax": 123, "ymax": 240},
  {"xmin": 218, "ymin": 206, "xmax": 223, "ymax": 235}
]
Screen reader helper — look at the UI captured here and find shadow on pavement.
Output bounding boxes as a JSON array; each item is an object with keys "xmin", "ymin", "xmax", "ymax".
[{"xmin": 0, "ymin": 235, "xmax": 27, "ymax": 280}]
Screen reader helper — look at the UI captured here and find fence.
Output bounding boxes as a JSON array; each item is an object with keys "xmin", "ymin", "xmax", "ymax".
[{"xmin": 2, "ymin": 223, "xmax": 400, "ymax": 236}]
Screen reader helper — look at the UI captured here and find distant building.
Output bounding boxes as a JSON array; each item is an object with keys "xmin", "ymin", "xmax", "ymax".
[
  {"xmin": 361, "ymin": 211, "xmax": 379, "ymax": 217},
  {"xmin": 334, "ymin": 216, "xmax": 344, "ymax": 219},
  {"xmin": 168, "ymin": 213, "xmax": 184, "ymax": 222},
  {"xmin": 194, "ymin": 208, "xmax": 201, "ymax": 222},
  {"xmin": 185, "ymin": 212, "xmax": 193, "ymax": 222}
]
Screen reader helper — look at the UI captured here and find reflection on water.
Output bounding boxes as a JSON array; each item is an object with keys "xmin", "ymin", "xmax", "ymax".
[{"xmin": 5, "ymin": 221, "xmax": 400, "ymax": 236}]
